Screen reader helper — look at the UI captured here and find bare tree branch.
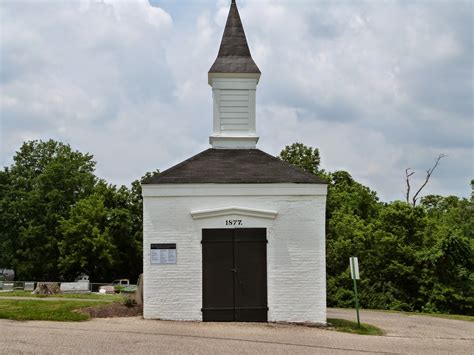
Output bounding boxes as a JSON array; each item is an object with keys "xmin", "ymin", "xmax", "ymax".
[
  {"xmin": 411, "ymin": 154, "xmax": 447, "ymax": 206},
  {"xmin": 405, "ymin": 168, "xmax": 415, "ymax": 204}
]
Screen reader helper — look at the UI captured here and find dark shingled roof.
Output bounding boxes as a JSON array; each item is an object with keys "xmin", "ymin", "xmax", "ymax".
[
  {"xmin": 142, "ymin": 149, "xmax": 326, "ymax": 184},
  {"xmin": 209, "ymin": 0, "xmax": 260, "ymax": 74}
]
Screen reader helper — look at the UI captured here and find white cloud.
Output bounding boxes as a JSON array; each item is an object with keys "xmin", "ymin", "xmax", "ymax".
[
  {"xmin": 1, "ymin": 0, "xmax": 472, "ymax": 201},
  {"xmin": 240, "ymin": 0, "xmax": 473, "ymax": 200}
]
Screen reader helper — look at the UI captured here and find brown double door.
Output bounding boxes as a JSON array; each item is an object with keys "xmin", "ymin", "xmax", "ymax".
[{"xmin": 202, "ymin": 228, "xmax": 267, "ymax": 322}]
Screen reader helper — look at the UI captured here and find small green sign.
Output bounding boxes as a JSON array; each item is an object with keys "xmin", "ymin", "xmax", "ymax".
[{"xmin": 350, "ymin": 256, "xmax": 361, "ymax": 327}]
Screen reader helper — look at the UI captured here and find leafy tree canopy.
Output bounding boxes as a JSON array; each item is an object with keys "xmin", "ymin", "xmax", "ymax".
[
  {"xmin": 279, "ymin": 142, "xmax": 324, "ymax": 177},
  {"xmin": 280, "ymin": 142, "xmax": 473, "ymax": 315},
  {"xmin": 1, "ymin": 140, "xmax": 96, "ymax": 280},
  {"xmin": 1, "ymin": 139, "xmax": 153, "ymax": 283}
]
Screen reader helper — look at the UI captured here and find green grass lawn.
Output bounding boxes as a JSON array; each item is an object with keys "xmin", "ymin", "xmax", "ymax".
[
  {"xmin": 327, "ymin": 318, "xmax": 384, "ymax": 336},
  {"xmin": 0, "ymin": 290, "xmax": 121, "ymax": 301},
  {"xmin": 0, "ymin": 299, "xmax": 111, "ymax": 321}
]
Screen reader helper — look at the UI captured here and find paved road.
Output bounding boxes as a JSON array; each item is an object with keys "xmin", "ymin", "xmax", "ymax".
[{"xmin": 0, "ymin": 309, "xmax": 472, "ymax": 354}]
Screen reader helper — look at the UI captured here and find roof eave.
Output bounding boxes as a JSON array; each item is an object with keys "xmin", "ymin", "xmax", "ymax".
[{"xmin": 208, "ymin": 72, "xmax": 261, "ymax": 85}]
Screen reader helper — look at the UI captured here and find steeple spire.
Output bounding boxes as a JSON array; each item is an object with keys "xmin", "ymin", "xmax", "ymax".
[
  {"xmin": 208, "ymin": 0, "xmax": 261, "ymax": 149},
  {"xmin": 209, "ymin": 0, "xmax": 260, "ymax": 82}
]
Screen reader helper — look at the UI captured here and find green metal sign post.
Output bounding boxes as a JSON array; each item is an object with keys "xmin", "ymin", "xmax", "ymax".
[{"xmin": 350, "ymin": 256, "xmax": 360, "ymax": 328}]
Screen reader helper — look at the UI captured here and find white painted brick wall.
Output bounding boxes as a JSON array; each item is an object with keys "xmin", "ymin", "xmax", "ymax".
[{"xmin": 143, "ymin": 187, "xmax": 326, "ymax": 324}]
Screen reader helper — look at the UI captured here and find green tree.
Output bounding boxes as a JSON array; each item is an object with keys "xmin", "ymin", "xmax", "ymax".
[
  {"xmin": 280, "ymin": 142, "xmax": 473, "ymax": 315},
  {"xmin": 1, "ymin": 140, "xmax": 96, "ymax": 280},
  {"xmin": 279, "ymin": 142, "xmax": 323, "ymax": 176},
  {"xmin": 0, "ymin": 168, "xmax": 14, "ymax": 269},
  {"xmin": 371, "ymin": 202, "xmax": 426, "ymax": 310},
  {"xmin": 419, "ymin": 194, "xmax": 474, "ymax": 314},
  {"xmin": 57, "ymin": 172, "xmax": 156, "ymax": 283},
  {"xmin": 1, "ymin": 139, "xmax": 156, "ymax": 283},
  {"xmin": 94, "ymin": 180, "xmax": 145, "ymax": 282},
  {"xmin": 326, "ymin": 171, "xmax": 380, "ymax": 221},
  {"xmin": 116, "ymin": 171, "xmax": 157, "ymax": 281},
  {"xmin": 58, "ymin": 194, "xmax": 115, "ymax": 281}
]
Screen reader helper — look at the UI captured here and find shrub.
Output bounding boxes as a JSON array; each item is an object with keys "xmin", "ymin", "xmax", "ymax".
[
  {"xmin": 114, "ymin": 285, "xmax": 125, "ymax": 293},
  {"xmin": 123, "ymin": 297, "xmax": 136, "ymax": 308}
]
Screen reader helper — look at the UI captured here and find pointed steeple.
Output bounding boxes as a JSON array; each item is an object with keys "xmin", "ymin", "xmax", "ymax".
[
  {"xmin": 208, "ymin": 0, "xmax": 260, "ymax": 149},
  {"xmin": 209, "ymin": 0, "xmax": 260, "ymax": 82}
]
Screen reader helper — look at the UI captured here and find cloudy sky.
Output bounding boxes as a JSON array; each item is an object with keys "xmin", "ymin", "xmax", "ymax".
[{"xmin": 1, "ymin": 0, "xmax": 472, "ymax": 201}]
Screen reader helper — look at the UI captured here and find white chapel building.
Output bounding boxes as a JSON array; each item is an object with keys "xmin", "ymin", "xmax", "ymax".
[{"xmin": 142, "ymin": 0, "xmax": 328, "ymax": 323}]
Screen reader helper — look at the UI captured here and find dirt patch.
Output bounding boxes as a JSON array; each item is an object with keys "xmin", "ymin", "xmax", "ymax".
[{"xmin": 79, "ymin": 302, "xmax": 143, "ymax": 318}]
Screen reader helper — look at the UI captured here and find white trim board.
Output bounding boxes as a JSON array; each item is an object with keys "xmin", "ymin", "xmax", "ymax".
[
  {"xmin": 191, "ymin": 206, "xmax": 278, "ymax": 220},
  {"xmin": 142, "ymin": 183, "xmax": 328, "ymax": 197}
]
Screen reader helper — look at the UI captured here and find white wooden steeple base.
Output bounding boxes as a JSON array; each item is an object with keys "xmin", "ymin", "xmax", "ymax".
[{"xmin": 209, "ymin": 134, "xmax": 259, "ymax": 149}]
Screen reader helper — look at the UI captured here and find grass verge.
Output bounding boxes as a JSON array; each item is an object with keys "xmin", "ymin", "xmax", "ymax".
[
  {"xmin": 406, "ymin": 312, "xmax": 473, "ymax": 322},
  {"xmin": 365, "ymin": 308, "xmax": 474, "ymax": 322},
  {"xmin": 0, "ymin": 299, "xmax": 111, "ymax": 321},
  {"xmin": 327, "ymin": 318, "xmax": 384, "ymax": 336},
  {"xmin": 0, "ymin": 290, "xmax": 121, "ymax": 301}
]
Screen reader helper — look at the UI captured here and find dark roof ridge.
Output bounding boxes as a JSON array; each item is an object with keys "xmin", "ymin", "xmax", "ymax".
[
  {"xmin": 255, "ymin": 148, "xmax": 323, "ymax": 181},
  {"xmin": 142, "ymin": 148, "xmax": 327, "ymax": 185},
  {"xmin": 142, "ymin": 149, "xmax": 213, "ymax": 183}
]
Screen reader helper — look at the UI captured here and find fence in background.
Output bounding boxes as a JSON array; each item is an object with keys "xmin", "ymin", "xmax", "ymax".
[{"xmin": 0, "ymin": 281, "xmax": 114, "ymax": 293}]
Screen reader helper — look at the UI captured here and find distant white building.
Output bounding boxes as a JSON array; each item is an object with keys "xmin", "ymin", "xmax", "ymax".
[{"xmin": 142, "ymin": 0, "xmax": 327, "ymax": 323}]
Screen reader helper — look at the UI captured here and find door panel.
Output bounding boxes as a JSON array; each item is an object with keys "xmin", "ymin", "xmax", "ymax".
[
  {"xmin": 202, "ymin": 229, "xmax": 234, "ymax": 321},
  {"xmin": 234, "ymin": 228, "xmax": 268, "ymax": 322},
  {"xmin": 202, "ymin": 228, "xmax": 267, "ymax": 322}
]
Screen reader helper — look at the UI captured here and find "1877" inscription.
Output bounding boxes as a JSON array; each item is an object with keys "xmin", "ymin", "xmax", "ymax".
[{"xmin": 225, "ymin": 219, "xmax": 242, "ymax": 226}]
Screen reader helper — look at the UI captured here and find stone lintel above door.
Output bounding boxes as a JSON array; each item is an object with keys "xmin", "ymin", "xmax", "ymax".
[{"xmin": 190, "ymin": 206, "xmax": 277, "ymax": 220}]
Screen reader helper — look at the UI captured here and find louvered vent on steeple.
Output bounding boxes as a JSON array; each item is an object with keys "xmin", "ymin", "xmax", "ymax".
[{"xmin": 208, "ymin": 0, "xmax": 261, "ymax": 149}]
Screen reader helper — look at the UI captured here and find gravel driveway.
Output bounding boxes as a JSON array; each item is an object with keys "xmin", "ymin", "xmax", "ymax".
[
  {"xmin": 0, "ymin": 309, "xmax": 472, "ymax": 354},
  {"xmin": 329, "ymin": 308, "xmax": 473, "ymax": 340}
]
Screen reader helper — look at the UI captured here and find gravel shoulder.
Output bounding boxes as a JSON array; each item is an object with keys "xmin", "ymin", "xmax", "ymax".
[
  {"xmin": 1, "ymin": 309, "xmax": 473, "ymax": 354},
  {"xmin": 328, "ymin": 308, "xmax": 473, "ymax": 340}
]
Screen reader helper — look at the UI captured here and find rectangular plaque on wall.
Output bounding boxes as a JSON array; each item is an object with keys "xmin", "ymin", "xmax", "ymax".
[{"xmin": 151, "ymin": 243, "xmax": 177, "ymax": 264}]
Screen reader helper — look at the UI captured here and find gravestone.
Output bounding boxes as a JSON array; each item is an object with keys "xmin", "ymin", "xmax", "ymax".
[
  {"xmin": 99, "ymin": 285, "xmax": 115, "ymax": 294},
  {"xmin": 24, "ymin": 282, "xmax": 35, "ymax": 291},
  {"xmin": 2, "ymin": 282, "xmax": 13, "ymax": 291},
  {"xmin": 60, "ymin": 280, "xmax": 90, "ymax": 294}
]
